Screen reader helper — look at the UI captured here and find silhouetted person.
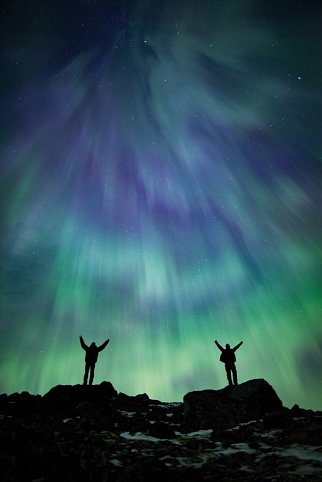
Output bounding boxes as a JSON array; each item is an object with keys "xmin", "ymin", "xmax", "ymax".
[
  {"xmin": 80, "ymin": 336, "xmax": 110, "ymax": 385},
  {"xmin": 214, "ymin": 340, "xmax": 243, "ymax": 386}
]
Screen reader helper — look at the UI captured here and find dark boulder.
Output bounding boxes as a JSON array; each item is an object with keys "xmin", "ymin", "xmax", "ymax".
[
  {"xmin": 135, "ymin": 393, "xmax": 150, "ymax": 402},
  {"xmin": 285, "ymin": 418, "xmax": 322, "ymax": 445},
  {"xmin": 263, "ymin": 409, "xmax": 293, "ymax": 429},
  {"xmin": 149, "ymin": 421, "xmax": 176, "ymax": 439},
  {"xmin": 43, "ymin": 381, "xmax": 117, "ymax": 409},
  {"xmin": 0, "ymin": 391, "xmax": 42, "ymax": 416},
  {"xmin": 115, "ymin": 392, "xmax": 150, "ymax": 414},
  {"xmin": 291, "ymin": 403, "xmax": 315, "ymax": 417},
  {"xmin": 183, "ymin": 379, "xmax": 283, "ymax": 430}
]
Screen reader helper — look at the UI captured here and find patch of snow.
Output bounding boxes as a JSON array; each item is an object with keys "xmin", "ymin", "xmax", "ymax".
[
  {"xmin": 279, "ymin": 445, "xmax": 322, "ymax": 463},
  {"xmin": 159, "ymin": 454, "xmax": 206, "ymax": 469},
  {"xmin": 119, "ymin": 411, "xmax": 136, "ymax": 417},
  {"xmin": 294, "ymin": 465, "xmax": 322, "ymax": 476},
  {"xmin": 214, "ymin": 443, "xmax": 257, "ymax": 456},
  {"xmin": 258, "ymin": 442, "xmax": 273, "ymax": 450},
  {"xmin": 120, "ymin": 431, "xmax": 162, "ymax": 442},
  {"xmin": 159, "ymin": 456, "xmax": 174, "ymax": 462},
  {"xmin": 151, "ymin": 403, "xmax": 181, "ymax": 409},
  {"xmin": 258, "ymin": 429, "xmax": 283, "ymax": 439},
  {"xmin": 182, "ymin": 429, "xmax": 213, "ymax": 438},
  {"xmin": 175, "ymin": 457, "xmax": 204, "ymax": 469},
  {"xmin": 255, "ymin": 444, "xmax": 322, "ymax": 466},
  {"xmin": 237, "ymin": 420, "xmax": 258, "ymax": 427},
  {"xmin": 110, "ymin": 458, "xmax": 122, "ymax": 467},
  {"xmin": 63, "ymin": 416, "xmax": 80, "ymax": 422},
  {"xmin": 166, "ymin": 413, "xmax": 173, "ymax": 417},
  {"xmin": 240, "ymin": 465, "xmax": 256, "ymax": 473}
]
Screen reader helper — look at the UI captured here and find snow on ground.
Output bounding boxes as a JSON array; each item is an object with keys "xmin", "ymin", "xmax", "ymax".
[
  {"xmin": 117, "ymin": 427, "xmax": 322, "ymax": 476},
  {"xmin": 274, "ymin": 445, "xmax": 322, "ymax": 463},
  {"xmin": 149, "ymin": 403, "xmax": 182, "ymax": 409},
  {"xmin": 213, "ymin": 442, "xmax": 257, "ymax": 456},
  {"xmin": 176, "ymin": 429, "xmax": 213, "ymax": 438},
  {"xmin": 120, "ymin": 432, "xmax": 163, "ymax": 442}
]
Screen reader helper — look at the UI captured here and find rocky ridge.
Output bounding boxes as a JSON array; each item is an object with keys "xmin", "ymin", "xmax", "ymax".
[{"xmin": 0, "ymin": 379, "xmax": 321, "ymax": 481}]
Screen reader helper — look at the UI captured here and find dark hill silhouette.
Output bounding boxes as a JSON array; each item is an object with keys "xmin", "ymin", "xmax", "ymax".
[{"xmin": 0, "ymin": 379, "xmax": 321, "ymax": 481}]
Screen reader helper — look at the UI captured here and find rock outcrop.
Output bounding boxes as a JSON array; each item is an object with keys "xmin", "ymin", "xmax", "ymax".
[
  {"xmin": 0, "ymin": 380, "xmax": 321, "ymax": 481},
  {"xmin": 43, "ymin": 380, "xmax": 117, "ymax": 407},
  {"xmin": 184, "ymin": 379, "xmax": 283, "ymax": 430}
]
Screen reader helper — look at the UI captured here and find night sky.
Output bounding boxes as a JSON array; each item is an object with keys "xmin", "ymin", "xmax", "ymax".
[{"xmin": 0, "ymin": 0, "xmax": 321, "ymax": 409}]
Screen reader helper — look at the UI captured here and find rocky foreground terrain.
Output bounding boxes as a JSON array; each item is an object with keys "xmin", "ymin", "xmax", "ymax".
[{"xmin": 0, "ymin": 379, "xmax": 321, "ymax": 481}]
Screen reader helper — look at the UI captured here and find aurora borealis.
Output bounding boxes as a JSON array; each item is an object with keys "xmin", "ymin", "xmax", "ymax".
[{"xmin": 0, "ymin": 0, "xmax": 321, "ymax": 409}]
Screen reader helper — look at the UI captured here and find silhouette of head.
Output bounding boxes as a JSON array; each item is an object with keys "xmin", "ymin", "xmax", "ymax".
[
  {"xmin": 90, "ymin": 342, "xmax": 96, "ymax": 347},
  {"xmin": 226, "ymin": 344, "xmax": 230, "ymax": 349}
]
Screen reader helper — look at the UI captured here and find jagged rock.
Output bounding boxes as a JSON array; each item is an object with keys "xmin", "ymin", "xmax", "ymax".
[
  {"xmin": 134, "ymin": 393, "xmax": 150, "ymax": 402},
  {"xmin": 183, "ymin": 379, "xmax": 283, "ymax": 430},
  {"xmin": 116, "ymin": 392, "xmax": 151, "ymax": 413},
  {"xmin": 43, "ymin": 381, "xmax": 117, "ymax": 408},
  {"xmin": 291, "ymin": 403, "xmax": 316, "ymax": 417}
]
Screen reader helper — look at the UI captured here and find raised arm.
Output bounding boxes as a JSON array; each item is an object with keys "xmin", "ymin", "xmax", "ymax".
[
  {"xmin": 98, "ymin": 338, "xmax": 110, "ymax": 352},
  {"xmin": 214, "ymin": 340, "xmax": 224, "ymax": 352},
  {"xmin": 79, "ymin": 336, "xmax": 87, "ymax": 351},
  {"xmin": 233, "ymin": 341, "xmax": 243, "ymax": 352}
]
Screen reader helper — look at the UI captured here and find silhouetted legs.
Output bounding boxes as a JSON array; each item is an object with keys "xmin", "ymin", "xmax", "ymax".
[
  {"xmin": 225, "ymin": 362, "xmax": 238, "ymax": 386},
  {"xmin": 83, "ymin": 362, "xmax": 96, "ymax": 385}
]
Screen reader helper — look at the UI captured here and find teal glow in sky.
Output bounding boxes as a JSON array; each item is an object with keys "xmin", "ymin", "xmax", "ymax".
[{"xmin": 0, "ymin": 0, "xmax": 321, "ymax": 410}]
